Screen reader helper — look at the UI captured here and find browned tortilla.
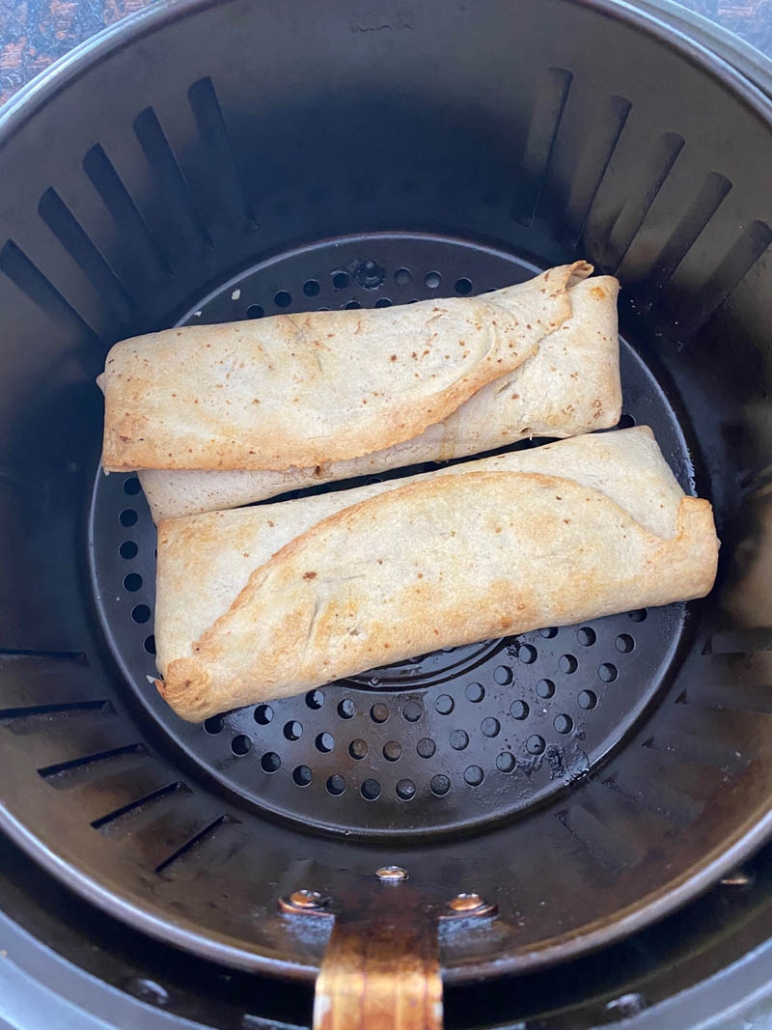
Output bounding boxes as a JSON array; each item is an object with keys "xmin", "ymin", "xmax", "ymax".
[
  {"xmin": 140, "ymin": 273, "xmax": 621, "ymax": 521},
  {"xmin": 100, "ymin": 262, "xmax": 591, "ymax": 472},
  {"xmin": 154, "ymin": 428, "xmax": 718, "ymax": 722}
]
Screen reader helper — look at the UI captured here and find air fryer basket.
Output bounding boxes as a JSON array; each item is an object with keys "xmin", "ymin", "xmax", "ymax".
[{"xmin": 2, "ymin": 0, "xmax": 772, "ymax": 1003}]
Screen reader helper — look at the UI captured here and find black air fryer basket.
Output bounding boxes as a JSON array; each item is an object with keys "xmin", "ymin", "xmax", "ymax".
[{"xmin": 2, "ymin": 0, "xmax": 772, "ymax": 1022}]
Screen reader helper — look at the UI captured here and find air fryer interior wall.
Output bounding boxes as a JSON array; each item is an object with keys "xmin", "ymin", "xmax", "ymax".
[
  {"xmin": 4, "ymin": 783, "xmax": 772, "ymax": 1029},
  {"xmin": 1, "ymin": 0, "xmax": 772, "ymax": 987}
]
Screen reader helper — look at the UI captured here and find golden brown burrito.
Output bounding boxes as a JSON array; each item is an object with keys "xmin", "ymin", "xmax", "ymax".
[
  {"xmin": 154, "ymin": 428, "xmax": 718, "ymax": 722},
  {"xmin": 99, "ymin": 261, "xmax": 591, "ymax": 473},
  {"xmin": 140, "ymin": 273, "xmax": 621, "ymax": 521}
]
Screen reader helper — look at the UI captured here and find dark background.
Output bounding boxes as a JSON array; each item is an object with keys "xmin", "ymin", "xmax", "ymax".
[{"xmin": 1, "ymin": 0, "xmax": 772, "ymax": 108}]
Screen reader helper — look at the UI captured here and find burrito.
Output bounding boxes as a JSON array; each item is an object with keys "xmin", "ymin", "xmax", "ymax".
[
  {"xmin": 140, "ymin": 273, "xmax": 622, "ymax": 521},
  {"xmin": 154, "ymin": 427, "xmax": 718, "ymax": 722},
  {"xmin": 100, "ymin": 262, "xmax": 591, "ymax": 474}
]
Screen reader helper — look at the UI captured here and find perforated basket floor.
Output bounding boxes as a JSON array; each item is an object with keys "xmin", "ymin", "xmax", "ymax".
[{"xmin": 91, "ymin": 232, "xmax": 695, "ymax": 838}]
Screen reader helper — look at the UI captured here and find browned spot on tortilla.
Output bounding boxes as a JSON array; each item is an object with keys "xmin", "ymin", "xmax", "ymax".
[{"xmin": 303, "ymin": 571, "xmax": 317, "ymax": 579}]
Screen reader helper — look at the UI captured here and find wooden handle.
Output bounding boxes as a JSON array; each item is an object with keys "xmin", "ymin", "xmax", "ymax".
[{"xmin": 313, "ymin": 898, "xmax": 442, "ymax": 1030}]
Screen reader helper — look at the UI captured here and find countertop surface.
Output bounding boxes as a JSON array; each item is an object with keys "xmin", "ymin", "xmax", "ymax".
[
  {"xmin": 1, "ymin": 0, "xmax": 772, "ymax": 108},
  {"xmin": 0, "ymin": 0, "xmax": 153, "ymax": 105}
]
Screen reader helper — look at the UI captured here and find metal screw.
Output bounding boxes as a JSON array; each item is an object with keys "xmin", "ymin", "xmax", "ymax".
[
  {"xmin": 376, "ymin": 865, "xmax": 408, "ymax": 882},
  {"xmin": 721, "ymin": 868, "xmax": 754, "ymax": 887},
  {"xmin": 288, "ymin": 889, "xmax": 327, "ymax": 909},
  {"xmin": 448, "ymin": 892, "xmax": 487, "ymax": 913},
  {"xmin": 606, "ymin": 993, "xmax": 646, "ymax": 1017},
  {"xmin": 125, "ymin": 978, "xmax": 170, "ymax": 1007}
]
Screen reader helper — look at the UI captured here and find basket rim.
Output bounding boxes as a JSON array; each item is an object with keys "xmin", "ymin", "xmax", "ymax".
[{"xmin": 1, "ymin": 0, "xmax": 772, "ymax": 144}]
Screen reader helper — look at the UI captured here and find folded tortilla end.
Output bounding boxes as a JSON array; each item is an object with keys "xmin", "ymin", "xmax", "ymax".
[
  {"xmin": 675, "ymin": 495, "xmax": 720, "ymax": 597},
  {"xmin": 568, "ymin": 260, "xmax": 594, "ymax": 285},
  {"xmin": 156, "ymin": 660, "xmax": 214, "ymax": 723}
]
